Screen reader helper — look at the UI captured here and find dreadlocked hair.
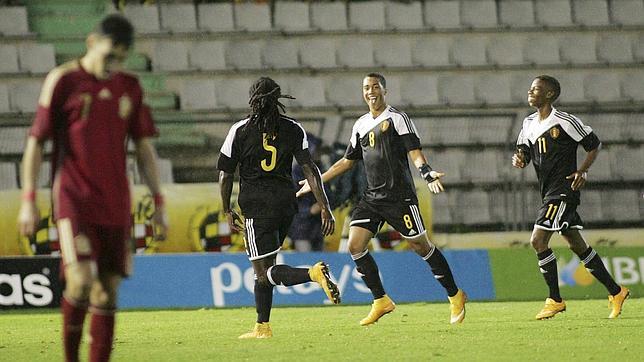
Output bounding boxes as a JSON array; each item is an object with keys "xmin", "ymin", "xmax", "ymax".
[{"xmin": 246, "ymin": 77, "xmax": 294, "ymax": 138}]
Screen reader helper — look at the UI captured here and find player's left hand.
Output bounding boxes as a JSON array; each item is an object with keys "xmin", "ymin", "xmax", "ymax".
[
  {"xmin": 427, "ymin": 171, "xmax": 445, "ymax": 194},
  {"xmin": 152, "ymin": 207, "xmax": 169, "ymax": 241},
  {"xmin": 320, "ymin": 207, "xmax": 335, "ymax": 236},
  {"xmin": 225, "ymin": 209, "xmax": 244, "ymax": 233},
  {"xmin": 566, "ymin": 170, "xmax": 587, "ymax": 191}
]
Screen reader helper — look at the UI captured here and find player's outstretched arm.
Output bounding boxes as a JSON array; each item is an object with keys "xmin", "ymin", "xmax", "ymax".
[
  {"xmin": 296, "ymin": 157, "xmax": 355, "ymax": 197},
  {"xmin": 409, "ymin": 149, "xmax": 445, "ymax": 194},
  {"xmin": 567, "ymin": 144, "xmax": 601, "ymax": 191},
  {"xmin": 218, "ymin": 170, "xmax": 243, "ymax": 233},
  {"xmin": 301, "ymin": 161, "xmax": 335, "ymax": 236},
  {"xmin": 17, "ymin": 137, "xmax": 44, "ymax": 237},
  {"xmin": 135, "ymin": 138, "xmax": 168, "ymax": 240}
]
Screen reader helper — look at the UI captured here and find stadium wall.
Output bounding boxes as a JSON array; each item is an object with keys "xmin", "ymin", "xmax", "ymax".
[{"xmin": 2, "ymin": 248, "xmax": 643, "ymax": 310}]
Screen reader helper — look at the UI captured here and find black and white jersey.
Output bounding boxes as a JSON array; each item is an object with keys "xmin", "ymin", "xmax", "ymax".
[
  {"xmin": 345, "ymin": 105, "xmax": 421, "ymax": 203},
  {"xmin": 218, "ymin": 115, "xmax": 311, "ymax": 218},
  {"xmin": 516, "ymin": 107, "xmax": 601, "ymax": 204}
]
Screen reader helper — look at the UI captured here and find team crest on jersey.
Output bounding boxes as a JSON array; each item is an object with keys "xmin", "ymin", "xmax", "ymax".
[
  {"xmin": 119, "ymin": 95, "xmax": 132, "ymax": 119},
  {"xmin": 381, "ymin": 120, "xmax": 390, "ymax": 132},
  {"xmin": 98, "ymin": 88, "xmax": 112, "ymax": 100},
  {"xmin": 550, "ymin": 127, "xmax": 560, "ymax": 139}
]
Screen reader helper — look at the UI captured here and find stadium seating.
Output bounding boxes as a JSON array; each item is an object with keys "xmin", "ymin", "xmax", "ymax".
[
  {"xmin": 559, "ymin": 34, "xmax": 598, "ymax": 64},
  {"xmin": 123, "ymin": 5, "xmax": 160, "ymax": 34},
  {"xmin": 578, "ymin": 189, "xmax": 603, "ymax": 222},
  {"xmin": 602, "ymin": 189, "xmax": 641, "ymax": 222},
  {"xmin": 336, "ymin": 38, "xmax": 375, "ymax": 68},
  {"xmin": 234, "ymin": 3, "xmax": 271, "ymax": 32},
  {"xmin": 534, "ymin": 0, "xmax": 573, "ymax": 27},
  {"xmin": 385, "ymin": 1, "xmax": 423, "ymax": 30},
  {"xmin": 437, "ymin": 75, "xmax": 477, "ymax": 105},
  {"xmin": 419, "ymin": 117, "xmax": 471, "ymax": 146},
  {"xmin": 487, "ymin": 35, "xmax": 526, "ymax": 66},
  {"xmin": 197, "ymin": 3, "xmax": 234, "ymax": 32},
  {"xmin": 475, "ymin": 74, "xmax": 513, "ymax": 105},
  {"xmin": 460, "ymin": 149, "xmax": 504, "ymax": 183},
  {"xmin": 286, "ymin": 77, "xmax": 326, "ymax": 108},
  {"xmin": 158, "ymin": 158, "xmax": 174, "ymax": 184},
  {"xmin": 522, "ymin": 35, "xmax": 561, "ymax": 65},
  {"xmin": 424, "ymin": 1, "xmax": 461, "ymax": 29},
  {"xmin": 160, "ymin": 4, "xmax": 197, "ymax": 33},
  {"xmin": 0, "ymin": 162, "xmax": 17, "ymax": 190},
  {"xmin": 18, "ymin": 44, "xmax": 56, "ymax": 74},
  {"xmin": 583, "ymin": 74, "xmax": 622, "ymax": 102},
  {"xmin": 0, "ymin": 127, "xmax": 29, "ymax": 155},
  {"xmin": 412, "ymin": 37, "xmax": 452, "ymax": 67},
  {"xmin": 0, "ymin": 84, "xmax": 10, "ymax": 113},
  {"xmin": 0, "ymin": 45, "xmax": 20, "ymax": 74},
  {"xmin": 373, "ymin": 38, "xmax": 412, "ymax": 68},
  {"xmin": 310, "ymin": 2, "xmax": 348, "ymax": 31},
  {"xmin": 621, "ymin": 72, "xmax": 644, "ymax": 102},
  {"xmin": 325, "ymin": 75, "xmax": 364, "ymax": 107},
  {"xmin": 0, "ymin": 6, "xmax": 30, "ymax": 36},
  {"xmin": 153, "ymin": 41, "xmax": 189, "ymax": 71},
  {"xmin": 572, "ymin": 0, "xmax": 610, "ymax": 26},
  {"xmin": 189, "ymin": 41, "xmax": 226, "ymax": 71},
  {"xmin": 430, "ymin": 193, "xmax": 454, "ymax": 225},
  {"xmin": 457, "ymin": 190, "xmax": 493, "ymax": 224},
  {"xmin": 498, "ymin": 0, "xmax": 535, "ymax": 27},
  {"xmin": 596, "ymin": 34, "xmax": 634, "ymax": 63},
  {"xmin": 610, "ymin": 0, "xmax": 644, "ymax": 26},
  {"xmin": 225, "ymin": 41, "xmax": 263, "ymax": 70},
  {"xmin": 299, "ymin": 39, "xmax": 337, "ymax": 69},
  {"xmin": 274, "ymin": 1, "xmax": 310, "ymax": 31},
  {"xmin": 611, "ymin": 145, "xmax": 644, "ymax": 181},
  {"xmin": 179, "ymin": 79, "xmax": 216, "ymax": 111},
  {"xmin": 398, "ymin": 74, "xmax": 440, "ymax": 107},
  {"xmin": 214, "ymin": 78, "xmax": 252, "ymax": 110},
  {"xmin": 450, "ymin": 36, "xmax": 489, "ymax": 67},
  {"xmin": 577, "ymin": 146, "xmax": 612, "ymax": 181},
  {"xmin": 427, "ymin": 148, "xmax": 466, "ymax": 181},
  {"xmin": 9, "ymin": 81, "xmax": 41, "ymax": 113},
  {"xmin": 460, "ymin": 0, "xmax": 498, "ymax": 29},
  {"xmin": 262, "ymin": 40, "xmax": 299, "ymax": 70},
  {"xmin": 349, "ymin": 1, "xmax": 386, "ymax": 31},
  {"xmin": 468, "ymin": 117, "xmax": 514, "ymax": 145}
]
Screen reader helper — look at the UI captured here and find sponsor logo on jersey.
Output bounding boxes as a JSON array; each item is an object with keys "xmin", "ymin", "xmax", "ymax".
[
  {"xmin": 550, "ymin": 127, "xmax": 560, "ymax": 139},
  {"xmin": 408, "ymin": 229, "xmax": 416, "ymax": 236},
  {"xmin": 543, "ymin": 219, "xmax": 551, "ymax": 227}
]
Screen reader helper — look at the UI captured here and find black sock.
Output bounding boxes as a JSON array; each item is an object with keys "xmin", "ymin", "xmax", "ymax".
[
  {"xmin": 254, "ymin": 281, "xmax": 273, "ymax": 323},
  {"xmin": 423, "ymin": 246, "xmax": 458, "ymax": 297},
  {"xmin": 268, "ymin": 265, "xmax": 312, "ymax": 286},
  {"xmin": 352, "ymin": 251, "xmax": 386, "ymax": 299},
  {"xmin": 537, "ymin": 249, "xmax": 561, "ymax": 302},
  {"xmin": 577, "ymin": 247, "xmax": 621, "ymax": 296}
]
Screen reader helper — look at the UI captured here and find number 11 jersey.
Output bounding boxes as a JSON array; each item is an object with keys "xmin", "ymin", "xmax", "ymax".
[{"xmin": 218, "ymin": 115, "xmax": 311, "ymax": 218}]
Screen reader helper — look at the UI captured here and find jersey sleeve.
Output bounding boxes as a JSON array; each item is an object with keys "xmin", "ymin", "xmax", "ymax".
[
  {"xmin": 391, "ymin": 112, "xmax": 421, "ymax": 151},
  {"xmin": 29, "ymin": 72, "xmax": 65, "ymax": 141},
  {"xmin": 217, "ymin": 124, "xmax": 240, "ymax": 173},
  {"xmin": 580, "ymin": 132, "xmax": 601, "ymax": 152},
  {"xmin": 558, "ymin": 113, "xmax": 594, "ymax": 142},
  {"xmin": 292, "ymin": 121, "xmax": 311, "ymax": 165},
  {"xmin": 129, "ymin": 82, "xmax": 158, "ymax": 140},
  {"xmin": 344, "ymin": 129, "xmax": 363, "ymax": 160}
]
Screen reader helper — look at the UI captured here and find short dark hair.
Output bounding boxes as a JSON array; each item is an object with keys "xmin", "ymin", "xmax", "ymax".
[
  {"xmin": 535, "ymin": 75, "xmax": 561, "ymax": 102},
  {"xmin": 365, "ymin": 72, "xmax": 386, "ymax": 89},
  {"xmin": 96, "ymin": 14, "xmax": 134, "ymax": 49}
]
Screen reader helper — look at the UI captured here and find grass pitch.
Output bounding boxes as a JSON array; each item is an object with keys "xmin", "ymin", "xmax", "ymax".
[{"xmin": 1, "ymin": 299, "xmax": 642, "ymax": 361}]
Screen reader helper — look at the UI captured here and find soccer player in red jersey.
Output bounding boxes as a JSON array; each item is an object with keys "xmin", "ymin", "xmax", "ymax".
[{"xmin": 17, "ymin": 14, "xmax": 168, "ymax": 362}]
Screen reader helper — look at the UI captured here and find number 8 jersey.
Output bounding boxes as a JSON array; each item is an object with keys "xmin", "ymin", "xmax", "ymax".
[
  {"xmin": 516, "ymin": 107, "xmax": 601, "ymax": 204},
  {"xmin": 218, "ymin": 115, "xmax": 311, "ymax": 218}
]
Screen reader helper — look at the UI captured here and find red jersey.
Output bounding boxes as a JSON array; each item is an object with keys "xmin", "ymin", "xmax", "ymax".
[{"xmin": 29, "ymin": 61, "xmax": 158, "ymax": 227}]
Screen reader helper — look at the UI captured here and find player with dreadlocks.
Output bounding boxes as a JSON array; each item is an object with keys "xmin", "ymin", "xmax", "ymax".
[{"xmin": 218, "ymin": 77, "xmax": 340, "ymax": 339}]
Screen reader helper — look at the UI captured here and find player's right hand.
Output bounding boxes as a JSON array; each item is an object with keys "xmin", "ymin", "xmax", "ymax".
[
  {"xmin": 225, "ymin": 209, "xmax": 244, "ymax": 233},
  {"xmin": 296, "ymin": 179, "xmax": 311, "ymax": 197},
  {"xmin": 320, "ymin": 207, "xmax": 335, "ymax": 236},
  {"xmin": 17, "ymin": 201, "xmax": 39, "ymax": 237},
  {"xmin": 152, "ymin": 207, "xmax": 169, "ymax": 241},
  {"xmin": 427, "ymin": 171, "xmax": 445, "ymax": 194},
  {"xmin": 512, "ymin": 152, "xmax": 526, "ymax": 168}
]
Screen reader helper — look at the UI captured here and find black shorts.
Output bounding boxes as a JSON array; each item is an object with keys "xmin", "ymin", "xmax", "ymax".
[
  {"xmin": 535, "ymin": 198, "xmax": 584, "ymax": 232},
  {"xmin": 350, "ymin": 198, "xmax": 426, "ymax": 238},
  {"xmin": 244, "ymin": 215, "xmax": 293, "ymax": 260}
]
